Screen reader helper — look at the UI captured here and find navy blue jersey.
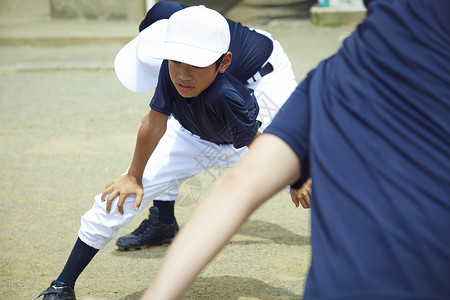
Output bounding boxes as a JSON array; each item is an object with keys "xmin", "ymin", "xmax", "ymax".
[
  {"xmin": 151, "ymin": 61, "xmax": 259, "ymax": 148},
  {"xmin": 266, "ymin": 0, "xmax": 450, "ymax": 299},
  {"xmin": 140, "ymin": 1, "xmax": 273, "ymax": 84}
]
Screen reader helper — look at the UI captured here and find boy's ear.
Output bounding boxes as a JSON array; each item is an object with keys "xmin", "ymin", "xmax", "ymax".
[{"xmin": 218, "ymin": 52, "xmax": 232, "ymax": 74}]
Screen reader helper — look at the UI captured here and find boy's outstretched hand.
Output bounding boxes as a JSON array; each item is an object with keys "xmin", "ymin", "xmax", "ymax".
[
  {"xmin": 101, "ymin": 174, "xmax": 144, "ymax": 215},
  {"xmin": 290, "ymin": 178, "xmax": 312, "ymax": 209}
]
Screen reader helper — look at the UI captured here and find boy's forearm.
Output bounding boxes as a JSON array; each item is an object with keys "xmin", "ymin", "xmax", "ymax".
[
  {"xmin": 127, "ymin": 127, "xmax": 158, "ymax": 181},
  {"xmin": 127, "ymin": 111, "xmax": 167, "ymax": 182}
]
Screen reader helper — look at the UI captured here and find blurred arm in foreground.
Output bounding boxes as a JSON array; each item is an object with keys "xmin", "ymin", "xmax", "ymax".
[{"xmin": 142, "ymin": 133, "xmax": 301, "ymax": 300}]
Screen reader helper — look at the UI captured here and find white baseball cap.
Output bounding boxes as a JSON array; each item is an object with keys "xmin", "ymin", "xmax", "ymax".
[
  {"xmin": 114, "ymin": 19, "xmax": 168, "ymax": 93},
  {"xmin": 152, "ymin": 5, "xmax": 230, "ymax": 68}
]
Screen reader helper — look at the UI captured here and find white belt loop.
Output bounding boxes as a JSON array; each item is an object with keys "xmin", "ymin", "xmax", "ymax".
[
  {"xmin": 247, "ymin": 62, "xmax": 273, "ymax": 85},
  {"xmin": 247, "ymin": 71, "xmax": 262, "ymax": 84}
]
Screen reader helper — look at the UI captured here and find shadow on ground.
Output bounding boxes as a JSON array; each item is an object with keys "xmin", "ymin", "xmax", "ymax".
[
  {"xmin": 235, "ymin": 219, "xmax": 309, "ymax": 246},
  {"xmin": 122, "ymin": 275, "xmax": 301, "ymax": 300},
  {"xmin": 110, "ymin": 218, "xmax": 309, "ymax": 261}
]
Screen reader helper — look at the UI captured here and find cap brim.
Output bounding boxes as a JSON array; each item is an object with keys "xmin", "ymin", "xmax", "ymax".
[
  {"xmin": 114, "ymin": 19, "xmax": 168, "ymax": 93},
  {"xmin": 152, "ymin": 42, "xmax": 223, "ymax": 68}
]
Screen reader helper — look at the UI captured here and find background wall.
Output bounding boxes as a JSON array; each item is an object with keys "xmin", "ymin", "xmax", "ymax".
[
  {"xmin": 0, "ymin": 0, "xmax": 52, "ymax": 20},
  {"xmin": 0, "ymin": 0, "xmax": 241, "ymax": 21}
]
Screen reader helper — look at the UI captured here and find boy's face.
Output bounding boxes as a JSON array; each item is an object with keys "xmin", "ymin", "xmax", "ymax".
[{"xmin": 168, "ymin": 52, "xmax": 231, "ymax": 98}]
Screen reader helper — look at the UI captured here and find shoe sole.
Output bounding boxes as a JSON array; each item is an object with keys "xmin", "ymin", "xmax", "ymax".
[{"xmin": 116, "ymin": 238, "xmax": 173, "ymax": 251}]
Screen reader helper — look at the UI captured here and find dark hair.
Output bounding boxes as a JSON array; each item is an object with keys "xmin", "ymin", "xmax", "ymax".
[{"xmin": 215, "ymin": 53, "xmax": 226, "ymax": 70}]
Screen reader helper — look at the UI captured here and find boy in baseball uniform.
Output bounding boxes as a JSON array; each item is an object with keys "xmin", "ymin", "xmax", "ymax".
[
  {"xmin": 39, "ymin": 5, "xmax": 298, "ymax": 300},
  {"xmin": 114, "ymin": 0, "xmax": 302, "ymax": 252}
]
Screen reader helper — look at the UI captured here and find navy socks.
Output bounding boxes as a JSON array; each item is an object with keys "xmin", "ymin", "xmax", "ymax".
[
  {"xmin": 55, "ymin": 202, "xmax": 174, "ymax": 288},
  {"xmin": 153, "ymin": 200, "xmax": 175, "ymax": 224},
  {"xmin": 56, "ymin": 238, "xmax": 99, "ymax": 288}
]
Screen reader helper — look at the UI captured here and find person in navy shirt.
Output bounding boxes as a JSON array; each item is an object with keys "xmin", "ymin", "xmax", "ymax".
[{"xmin": 128, "ymin": 1, "xmax": 449, "ymax": 299}]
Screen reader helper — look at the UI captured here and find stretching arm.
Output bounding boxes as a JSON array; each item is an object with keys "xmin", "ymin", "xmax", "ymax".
[
  {"xmin": 142, "ymin": 133, "xmax": 301, "ymax": 300},
  {"xmin": 102, "ymin": 109, "xmax": 168, "ymax": 214}
]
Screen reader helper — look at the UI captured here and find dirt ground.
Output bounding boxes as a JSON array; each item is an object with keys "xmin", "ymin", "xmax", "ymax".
[{"xmin": 0, "ymin": 3, "xmax": 357, "ymax": 299}]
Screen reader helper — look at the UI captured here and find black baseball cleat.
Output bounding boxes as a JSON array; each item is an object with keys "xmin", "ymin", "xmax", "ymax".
[
  {"xmin": 116, "ymin": 206, "xmax": 179, "ymax": 251},
  {"xmin": 38, "ymin": 280, "xmax": 76, "ymax": 300}
]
